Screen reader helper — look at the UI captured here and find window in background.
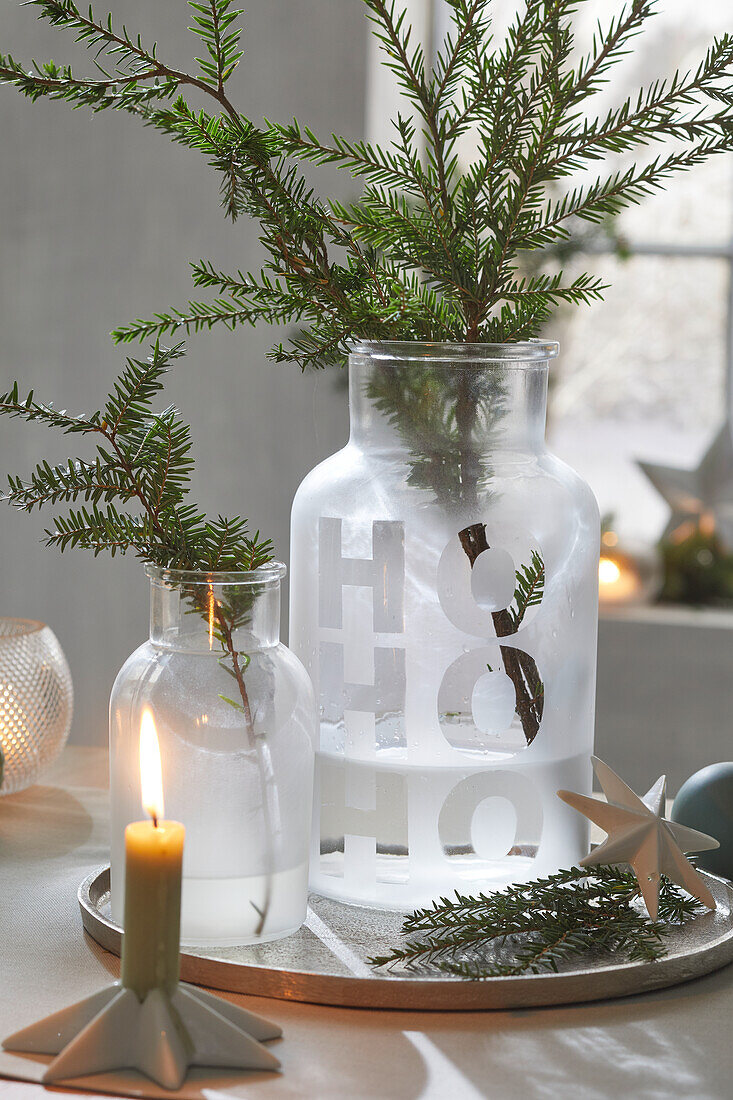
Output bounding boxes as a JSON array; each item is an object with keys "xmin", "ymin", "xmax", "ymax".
[
  {"xmin": 541, "ymin": 2, "xmax": 733, "ymax": 543},
  {"xmin": 370, "ymin": 1, "xmax": 733, "ymax": 544}
]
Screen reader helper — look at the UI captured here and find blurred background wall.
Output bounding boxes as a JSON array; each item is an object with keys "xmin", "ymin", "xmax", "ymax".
[{"xmin": 0, "ymin": 0, "xmax": 361, "ymax": 745}]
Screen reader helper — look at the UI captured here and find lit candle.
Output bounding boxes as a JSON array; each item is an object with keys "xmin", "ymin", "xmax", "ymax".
[
  {"xmin": 120, "ymin": 708, "xmax": 185, "ymax": 1002},
  {"xmin": 598, "ymin": 527, "xmax": 650, "ymax": 607},
  {"xmin": 598, "ymin": 552, "xmax": 644, "ymax": 605},
  {"xmin": 0, "ymin": 686, "xmax": 30, "ymax": 776}
]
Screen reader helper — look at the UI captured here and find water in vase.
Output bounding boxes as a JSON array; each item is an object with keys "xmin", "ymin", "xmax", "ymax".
[{"xmin": 180, "ymin": 862, "xmax": 309, "ymax": 947}]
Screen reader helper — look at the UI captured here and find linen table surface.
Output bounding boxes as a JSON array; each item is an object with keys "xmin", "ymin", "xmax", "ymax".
[{"xmin": 0, "ymin": 748, "xmax": 730, "ymax": 1100}]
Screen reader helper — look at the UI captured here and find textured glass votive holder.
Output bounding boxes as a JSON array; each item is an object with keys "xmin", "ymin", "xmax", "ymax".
[{"xmin": 0, "ymin": 618, "xmax": 73, "ymax": 795}]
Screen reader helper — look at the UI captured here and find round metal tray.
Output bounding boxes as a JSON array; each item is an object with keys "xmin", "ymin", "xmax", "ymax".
[{"xmin": 79, "ymin": 866, "xmax": 733, "ymax": 1011}]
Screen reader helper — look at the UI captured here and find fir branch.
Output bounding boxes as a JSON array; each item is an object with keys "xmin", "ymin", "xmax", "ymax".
[
  {"xmin": 0, "ymin": 342, "xmax": 272, "ymax": 572},
  {"xmin": 5, "ymin": 457, "xmax": 135, "ymax": 511},
  {"xmin": 0, "ymin": 52, "xmax": 179, "ymax": 111},
  {"xmin": 502, "ymin": 271, "xmax": 609, "ymax": 309},
  {"xmin": 370, "ymin": 864, "xmax": 703, "ymax": 978},
  {"xmin": 569, "ymin": 0, "xmax": 658, "ymax": 107},
  {"xmin": 509, "ymin": 549, "xmax": 545, "ymax": 631},
  {"xmin": 272, "ymin": 119, "xmax": 420, "ymax": 195},
  {"xmin": 24, "ymin": 0, "xmax": 162, "ymax": 73},
  {"xmin": 189, "ymin": 1, "xmax": 244, "ymax": 93},
  {"xmin": 6, "ymin": 0, "xmax": 732, "ymax": 359},
  {"xmin": 17, "ymin": 0, "xmax": 243, "ymax": 110},
  {"xmin": 362, "ymin": 0, "xmax": 428, "ymax": 121},
  {"xmin": 112, "ymin": 295, "xmax": 289, "ymax": 344}
]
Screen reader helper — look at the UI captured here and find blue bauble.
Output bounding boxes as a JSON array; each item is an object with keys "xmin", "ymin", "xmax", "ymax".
[{"xmin": 671, "ymin": 763, "xmax": 733, "ymax": 880}]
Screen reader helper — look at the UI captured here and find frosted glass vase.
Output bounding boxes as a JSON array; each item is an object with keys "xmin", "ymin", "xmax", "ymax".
[
  {"xmin": 290, "ymin": 340, "xmax": 599, "ymax": 909},
  {"xmin": 110, "ymin": 564, "xmax": 316, "ymax": 946}
]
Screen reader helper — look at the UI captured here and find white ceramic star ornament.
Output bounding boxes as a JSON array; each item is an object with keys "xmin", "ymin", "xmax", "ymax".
[{"xmin": 558, "ymin": 757, "xmax": 720, "ymax": 920}]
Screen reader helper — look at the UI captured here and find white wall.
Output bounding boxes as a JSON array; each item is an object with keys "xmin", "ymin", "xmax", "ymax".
[{"xmin": 596, "ymin": 608, "xmax": 733, "ymax": 794}]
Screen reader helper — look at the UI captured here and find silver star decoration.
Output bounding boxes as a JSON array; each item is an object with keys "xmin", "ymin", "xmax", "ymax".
[
  {"xmin": 637, "ymin": 424, "xmax": 733, "ymax": 548},
  {"xmin": 3, "ymin": 981, "xmax": 281, "ymax": 1089},
  {"xmin": 558, "ymin": 757, "xmax": 719, "ymax": 920}
]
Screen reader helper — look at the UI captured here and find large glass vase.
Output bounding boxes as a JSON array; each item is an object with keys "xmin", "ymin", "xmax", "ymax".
[{"xmin": 290, "ymin": 340, "xmax": 599, "ymax": 909}]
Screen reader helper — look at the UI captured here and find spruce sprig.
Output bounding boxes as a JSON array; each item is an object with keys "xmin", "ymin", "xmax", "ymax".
[
  {"xmin": 509, "ymin": 549, "xmax": 545, "ymax": 631},
  {"xmin": 369, "ymin": 864, "xmax": 703, "ymax": 978},
  {"xmin": 1, "ymin": 0, "xmax": 731, "ymax": 366},
  {"xmin": 0, "ymin": 342, "xmax": 272, "ymax": 571}
]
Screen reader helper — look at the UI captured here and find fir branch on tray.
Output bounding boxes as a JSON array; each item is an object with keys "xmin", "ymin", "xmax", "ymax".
[{"xmin": 369, "ymin": 864, "xmax": 703, "ymax": 979}]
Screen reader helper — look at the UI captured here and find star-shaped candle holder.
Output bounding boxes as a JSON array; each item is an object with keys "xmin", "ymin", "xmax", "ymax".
[
  {"xmin": 2, "ymin": 980, "xmax": 281, "ymax": 1089},
  {"xmin": 558, "ymin": 757, "xmax": 720, "ymax": 920}
]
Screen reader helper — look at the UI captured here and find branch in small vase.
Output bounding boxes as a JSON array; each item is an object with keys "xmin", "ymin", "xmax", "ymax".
[{"xmin": 459, "ymin": 522, "xmax": 544, "ymax": 744}]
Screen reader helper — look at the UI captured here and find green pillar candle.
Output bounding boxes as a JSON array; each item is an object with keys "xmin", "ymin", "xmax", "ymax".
[
  {"xmin": 121, "ymin": 818, "xmax": 185, "ymax": 1001},
  {"xmin": 121, "ymin": 707, "xmax": 184, "ymax": 1001}
]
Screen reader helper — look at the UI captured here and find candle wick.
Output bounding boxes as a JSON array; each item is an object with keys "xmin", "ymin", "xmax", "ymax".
[{"xmin": 152, "ymin": 813, "xmax": 159, "ymax": 829}]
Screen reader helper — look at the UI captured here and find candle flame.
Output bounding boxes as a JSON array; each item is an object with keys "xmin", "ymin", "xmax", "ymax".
[
  {"xmin": 139, "ymin": 708, "xmax": 164, "ymax": 826},
  {"xmin": 598, "ymin": 556, "xmax": 622, "ymax": 586}
]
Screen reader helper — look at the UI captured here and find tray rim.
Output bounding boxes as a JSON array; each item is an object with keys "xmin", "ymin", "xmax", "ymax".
[{"xmin": 78, "ymin": 865, "xmax": 733, "ymax": 1012}]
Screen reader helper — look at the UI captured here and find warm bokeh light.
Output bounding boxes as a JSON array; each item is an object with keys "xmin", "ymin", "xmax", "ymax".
[
  {"xmin": 0, "ymin": 686, "xmax": 29, "ymax": 766},
  {"xmin": 599, "ymin": 557, "xmax": 622, "ymax": 586},
  {"xmin": 598, "ymin": 549, "xmax": 649, "ymax": 606},
  {"xmin": 699, "ymin": 511, "xmax": 716, "ymax": 537},
  {"xmin": 139, "ymin": 708, "xmax": 164, "ymax": 825}
]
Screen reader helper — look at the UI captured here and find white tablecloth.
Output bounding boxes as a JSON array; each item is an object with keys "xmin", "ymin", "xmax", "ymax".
[{"xmin": 0, "ymin": 749, "xmax": 731, "ymax": 1099}]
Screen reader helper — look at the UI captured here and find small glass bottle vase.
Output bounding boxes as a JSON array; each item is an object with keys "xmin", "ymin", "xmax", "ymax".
[
  {"xmin": 110, "ymin": 564, "xmax": 316, "ymax": 946},
  {"xmin": 290, "ymin": 341, "xmax": 599, "ymax": 910}
]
